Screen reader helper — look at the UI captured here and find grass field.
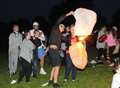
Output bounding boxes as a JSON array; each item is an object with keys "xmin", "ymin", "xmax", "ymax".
[{"xmin": 0, "ymin": 53, "xmax": 113, "ymax": 88}]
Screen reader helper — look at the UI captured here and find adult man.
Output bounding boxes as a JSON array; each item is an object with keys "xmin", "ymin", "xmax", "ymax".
[
  {"xmin": 8, "ymin": 24, "xmax": 22, "ymax": 77},
  {"xmin": 30, "ymin": 22, "xmax": 46, "ymax": 77}
]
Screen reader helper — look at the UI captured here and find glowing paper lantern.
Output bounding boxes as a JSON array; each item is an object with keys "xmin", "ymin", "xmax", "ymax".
[
  {"xmin": 69, "ymin": 8, "xmax": 97, "ymax": 69},
  {"xmin": 69, "ymin": 42, "xmax": 88, "ymax": 69},
  {"xmin": 74, "ymin": 8, "xmax": 97, "ymax": 36}
]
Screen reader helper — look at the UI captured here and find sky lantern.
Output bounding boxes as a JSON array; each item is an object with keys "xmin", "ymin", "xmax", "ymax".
[
  {"xmin": 69, "ymin": 8, "xmax": 97, "ymax": 69},
  {"xmin": 74, "ymin": 8, "xmax": 97, "ymax": 36}
]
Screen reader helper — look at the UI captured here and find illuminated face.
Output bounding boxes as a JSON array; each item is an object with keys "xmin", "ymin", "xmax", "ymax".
[
  {"xmin": 66, "ymin": 27, "xmax": 70, "ymax": 32},
  {"xmin": 13, "ymin": 25, "xmax": 19, "ymax": 32},
  {"xmin": 33, "ymin": 25, "xmax": 39, "ymax": 30},
  {"xmin": 70, "ymin": 26, "xmax": 75, "ymax": 35},
  {"xmin": 59, "ymin": 24, "xmax": 65, "ymax": 33},
  {"xmin": 101, "ymin": 26, "xmax": 107, "ymax": 32},
  {"xmin": 34, "ymin": 31, "xmax": 40, "ymax": 37}
]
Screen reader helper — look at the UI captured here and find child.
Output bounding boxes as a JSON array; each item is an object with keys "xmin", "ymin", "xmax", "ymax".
[{"xmin": 111, "ymin": 64, "xmax": 120, "ymax": 88}]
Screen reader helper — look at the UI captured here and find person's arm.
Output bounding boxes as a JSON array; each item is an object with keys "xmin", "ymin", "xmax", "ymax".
[
  {"xmin": 55, "ymin": 11, "xmax": 74, "ymax": 26},
  {"xmin": 18, "ymin": 33, "xmax": 23, "ymax": 48},
  {"xmin": 45, "ymin": 46, "xmax": 49, "ymax": 55},
  {"xmin": 9, "ymin": 33, "xmax": 14, "ymax": 51}
]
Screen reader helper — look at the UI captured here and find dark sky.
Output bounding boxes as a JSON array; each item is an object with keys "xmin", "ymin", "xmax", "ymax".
[
  {"xmin": 0, "ymin": 0, "xmax": 62, "ymax": 21},
  {"xmin": 0, "ymin": 0, "xmax": 120, "ymax": 23},
  {"xmin": 94, "ymin": 0, "xmax": 120, "ymax": 23}
]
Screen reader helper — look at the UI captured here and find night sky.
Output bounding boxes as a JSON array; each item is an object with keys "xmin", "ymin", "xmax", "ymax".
[
  {"xmin": 0, "ymin": 0, "xmax": 120, "ymax": 23},
  {"xmin": 0, "ymin": 0, "xmax": 62, "ymax": 21}
]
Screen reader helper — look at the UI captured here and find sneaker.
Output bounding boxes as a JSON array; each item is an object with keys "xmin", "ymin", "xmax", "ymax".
[
  {"xmin": 48, "ymin": 80, "xmax": 53, "ymax": 86},
  {"xmin": 53, "ymin": 83, "xmax": 60, "ymax": 88},
  {"xmin": 11, "ymin": 80, "xmax": 17, "ymax": 84},
  {"xmin": 41, "ymin": 80, "xmax": 53, "ymax": 87},
  {"xmin": 72, "ymin": 80, "xmax": 75, "ymax": 82},
  {"xmin": 41, "ymin": 82, "xmax": 49, "ymax": 87},
  {"xmin": 40, "ymin": 70, "xmax": 47, "ymax": 75}
]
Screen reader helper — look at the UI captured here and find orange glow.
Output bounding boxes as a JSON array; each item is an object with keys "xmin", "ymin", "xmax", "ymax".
[
  {"xmin": 69, "ymin": 41, "xmax": 88, "ymax": 69},
  {"xmin": 69, "ymin": 8, "xmax": 97, "ymax": 70},
  {"xmin": 78, "ymin": 36, "xmax": 88, "ymax": 41}
]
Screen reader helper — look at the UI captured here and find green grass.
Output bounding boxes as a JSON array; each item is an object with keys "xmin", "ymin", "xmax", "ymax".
[{"xmin": 0, "ymin": 53, "xmax": 113, "ymax": 88}]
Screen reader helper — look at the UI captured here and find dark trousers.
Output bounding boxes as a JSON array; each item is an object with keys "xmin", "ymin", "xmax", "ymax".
[
  {"xmin": 109, "ymin": 46, "xmax": 116, "ymax": 63},
  {"xmin": 32, "ymin": 50, "xmax": 38, "ymax": 77},
  {"xmin": 18, "ymin": 57, "xmax": 32, "ymax": 82},
  {"xmin": 64, "ymin": 54, "xmax": 76, "ymax": 80},
  {"xmin": 97, "ymin": 48, "xmax": 107, "ymax": 61}
]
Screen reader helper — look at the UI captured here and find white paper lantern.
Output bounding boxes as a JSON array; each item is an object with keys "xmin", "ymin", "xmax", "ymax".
[{"xmin": 74, "ymin": 8, "xmax": 97, "ymax": 36}]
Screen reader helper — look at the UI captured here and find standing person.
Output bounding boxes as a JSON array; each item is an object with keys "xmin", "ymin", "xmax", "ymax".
[
  {"xmin": 96, "ymin": 25, "xmax": 107, "ymax": 63},
  {"xmin": 30, "ymin": 22, "xmax": 46, "ymax": 77},
  {"xmin": 18, "ymin": 31, "xmax": 35, "ymax": 83},
  {"xmin": 64, "ymin": 24, "xmax": 77, "ymax": 82},
  {"xmin": 38, "ymin": 30, "xmax": 47, "ymax": 75},
  {"xmin": 31, "ymin": 30, "xmax": 40, "ymax": 78},
  {"xmin": 8, "ymin": 24, "xmax": 22, "ymax": 77},
  {"xmin": 31, "ymin": 30, "xmax": 46, "ymax": 77},
  {"xmin": 47, "ymin": 12, "xmax": 73, "ymax": 88}
]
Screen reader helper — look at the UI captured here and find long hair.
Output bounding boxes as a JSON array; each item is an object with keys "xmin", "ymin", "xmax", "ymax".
[
  {"xmin": 111, "ymin": 28, "xmax": 117, "ymax": 38},
  {"xmin": 108, "ymin": 28, "xmax": 117, "ymax": 38}
]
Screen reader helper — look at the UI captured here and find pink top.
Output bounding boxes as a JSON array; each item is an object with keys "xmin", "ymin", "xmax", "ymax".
[
  {"xmin": 105, "ymin": 33, "xmax": 117, "ymax": 47},
  {"xmin": 71, "ymin": 36, "xmax": 78, "ymax": 45}
]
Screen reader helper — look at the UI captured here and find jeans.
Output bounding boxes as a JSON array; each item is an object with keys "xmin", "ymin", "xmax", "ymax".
[
  {"xmin": 32, "ymin": 50, "xmax": 38, "ymax": 76},
  {"xmin": 64, "ymin": 54, "xmax": 76, "ymax": 80},
  {"xmin": 32, "ymin": 58, "xmax": 38, "ymax": 76}
]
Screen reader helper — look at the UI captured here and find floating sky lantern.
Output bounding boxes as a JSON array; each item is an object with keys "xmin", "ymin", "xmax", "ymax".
[{"xmin": 69, "ymin": 8, "xmax": 97, "ymax": 69}]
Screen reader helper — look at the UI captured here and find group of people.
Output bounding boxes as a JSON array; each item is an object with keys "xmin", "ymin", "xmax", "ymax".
[
  {"xmin": 8, "ymin": 11, "xmax": 120, "ymax": 88},
  {"xmin": 9, "ymin": 11, "xmax": 79, "ymax": 88},
  {"xmin": 9, "ymin": 22, "xmax": 47, "ymax": 83},
  {"xmin": 96, "ymin": 25, "xmax": 120, "ymax": 67},
  {"xmin": 96, "ymin": 25, "xmax": 120, "ymax": 88}
]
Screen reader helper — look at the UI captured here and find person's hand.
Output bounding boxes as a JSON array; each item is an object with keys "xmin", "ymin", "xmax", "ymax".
[
  {"xmin": 66, "ymin": 50, "xmax": 69, "ymax": 54},
  {"xmin": 66, "ymin": 11, "xmax": 74, "ymax": 16}
]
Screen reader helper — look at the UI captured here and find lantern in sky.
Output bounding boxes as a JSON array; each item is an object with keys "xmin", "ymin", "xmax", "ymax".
[{"xmin": 69, "ymin": 8, "xmax": 97, "ymax": 69}]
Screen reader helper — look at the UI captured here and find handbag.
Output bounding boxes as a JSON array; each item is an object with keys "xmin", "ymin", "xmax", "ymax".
[{"xmin": 37, "ymin": 40, "xmax": 46, "ymax": 59}]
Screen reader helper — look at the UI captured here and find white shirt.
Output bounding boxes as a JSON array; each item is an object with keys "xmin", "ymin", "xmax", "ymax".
[{"xmin": 111, "ymin": 73, "xmax": 120, "ymax": 88}]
